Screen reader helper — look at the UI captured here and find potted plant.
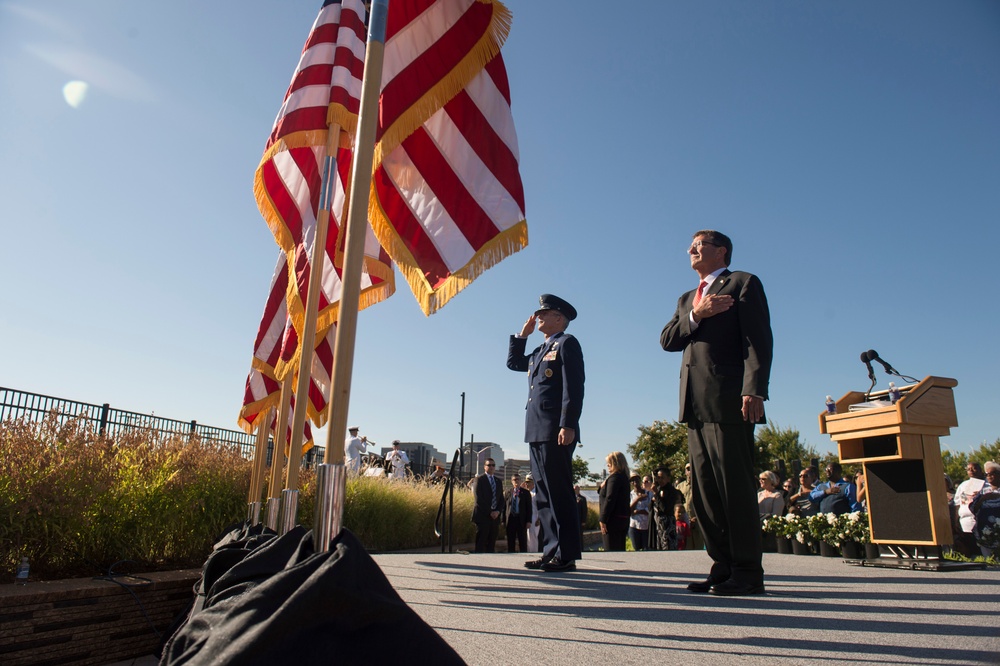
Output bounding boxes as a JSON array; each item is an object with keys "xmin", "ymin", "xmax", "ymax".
[
  {"xmin": 837, "ymin": 511, "xmax": 869, "ymax": 559},
  {"xmin": 762, "ymin": 514, "xmax": 791, "ymax": 553},
  {"xmin": 808, "ymin": 512, "xmax": 842, "ymax": 557},
  {"xmin": 787, "ymin": 514, "xmax": 815, "ymax": 555}
]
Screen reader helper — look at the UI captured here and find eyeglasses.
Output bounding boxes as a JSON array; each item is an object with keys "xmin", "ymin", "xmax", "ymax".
[
  {"xmin": 485, "ymin": 464, "xmax": 495, "ymax": 468},
  {"xmin": 688, "ymin": 240, "xmax": 720, "ymax": 251}
]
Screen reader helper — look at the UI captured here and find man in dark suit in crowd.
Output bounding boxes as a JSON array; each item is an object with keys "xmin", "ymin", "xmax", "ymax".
[
  {"xmin": 505, "ymin": 473, "xmax": 532, "ymax": 553},
  {"xmin": 661, "ymin": 230, "xmax": 773, "ymax": 596},
  {"xmin": 507, "ymin": 294, "xmax": 585, "ymax": 572},
  {"xmin": 472, "ymin": 458, "xmax": 505, "ymax": 553}
]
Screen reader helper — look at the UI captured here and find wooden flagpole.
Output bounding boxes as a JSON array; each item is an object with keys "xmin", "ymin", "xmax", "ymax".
[
  {"xmin": 285, "ymin": 124, "xmax": 343, "ymax": 499},
  {"xmin": 314, "ymin": 0, "xmax": 390, "ymax": 553},
  {"xmin": 265, "ymin": 375, "xmax": 293, "ymax": 531},
  {"xmin": 247, "ymin": 407, "xmax": 272, "ymax": 525}
]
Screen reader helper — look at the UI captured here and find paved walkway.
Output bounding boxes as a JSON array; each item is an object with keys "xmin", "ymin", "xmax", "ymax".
[
  {"xmin": 111, "ymin": 549, "xmax": 998, "ymax": 666},
  {"xmin": 371, "ymin": 550, "xmax": 999, "ymax": 666}
]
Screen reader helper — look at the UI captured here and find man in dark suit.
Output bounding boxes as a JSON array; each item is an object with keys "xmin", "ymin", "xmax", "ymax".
[
  {"xmin": 472, "ymin": 458, "xmax": 504, "ymax": 553},
  {"xmin": 507, "ymin": 294, "xmax": 585, "ymax": 572},
  {"xmin": 505, "ymin": 473, "xmax": 532, "ymax": 553},
  {"xmin": 660, "ymin": 230, "xmax": 772, "ymax": 596}
]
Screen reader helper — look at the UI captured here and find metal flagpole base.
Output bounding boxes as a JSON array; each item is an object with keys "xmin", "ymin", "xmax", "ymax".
[
  {"xmin": 314, "ymin": 463, "xmax": 347, "ymax": 553},
  {"xmin": 247, "ymin": 501, "xmax": 262, "ymax": 526},
  {"xmin": 280, "ymin": 489, "xmax": 299, "ymax": 535},
  {"xmin": 265, "ymin": 496, "xmax": 281, "ymax": 532}
]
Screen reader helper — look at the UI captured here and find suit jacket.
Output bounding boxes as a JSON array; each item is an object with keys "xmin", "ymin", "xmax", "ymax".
[
  {"xmin": 598, "ymin": 471, "xmax": 630, "ymax": 531},
  {"xmin": 507, "ymin": 331, "xmax": 585, "ymax": 443},
  {"xmin": 660, "ymin": 269, "xmax": 772, "ymax": 424},
  {"xmin": 472, "ymin": 474, "xmax": 505, "ymax": 524},
  {"xmin": 506, "ymin": 486, "xmax": 532, "ymax": 524}
]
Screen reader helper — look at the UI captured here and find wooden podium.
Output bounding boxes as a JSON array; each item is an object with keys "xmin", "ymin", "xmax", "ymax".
[{"xmin": 819, "ymin": 376, "xmax": 964, "ymax": 568}]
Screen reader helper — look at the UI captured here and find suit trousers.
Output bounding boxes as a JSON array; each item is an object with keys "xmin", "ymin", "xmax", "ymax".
[
  {"xmin": 506, "ymin": 516, "xmax": 528, "ymax": 553},
  {"xmin": 475, "ymin": 516, "xmax": 500, "ymax": 553},
  {"xmin": 529, "ymin": 440, "xmax": 582, "ymax": 562},
  {"xmin": 687, "ymin": 420, "xmax": 763, "ymax": 585}
]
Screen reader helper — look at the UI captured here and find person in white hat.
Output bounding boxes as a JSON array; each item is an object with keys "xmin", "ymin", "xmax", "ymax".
[{"xmin": 344, "ymin": 426, "xmax": 367, "ymax": 474}]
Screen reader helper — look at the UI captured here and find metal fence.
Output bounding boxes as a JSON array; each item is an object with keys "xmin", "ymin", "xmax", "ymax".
[{"xmin": 0, "ymin": 386, "xmax": 325, "ymax": 466}]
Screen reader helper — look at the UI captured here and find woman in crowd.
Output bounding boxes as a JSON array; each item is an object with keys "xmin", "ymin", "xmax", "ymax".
[
  {"xmin": 971, "ymin": 461, "xmax": 1000, "ymax": 557},
  {"xmin": 599, "ymin": 451, "xmax": 631, "ymax": 552},
  {"xmin": 758, "ymin": 470, "xmax": 786, "ymax": 518},
  {"xmin": 628, "ymin": 474, "xmax": 651, "ymax": 551}
]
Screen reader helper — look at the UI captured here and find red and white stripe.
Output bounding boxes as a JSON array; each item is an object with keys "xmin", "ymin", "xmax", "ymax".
[
  {"xmin": 372, "ymin": 0, "xmax": 526, "ymax": 314},
  {"xmin": 254, "ymin": 0, "xmax": 394, "ymax": 376}
]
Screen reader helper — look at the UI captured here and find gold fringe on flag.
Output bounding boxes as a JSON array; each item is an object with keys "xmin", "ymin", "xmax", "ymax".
[{"xmin": 373, "ymin": 0, "xmax": 513, "ymax": 168}]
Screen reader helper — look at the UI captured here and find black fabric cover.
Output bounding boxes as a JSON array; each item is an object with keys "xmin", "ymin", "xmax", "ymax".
[{"xmin": 160, "ymin": 528, "xmax": 464, "ymax": 665}]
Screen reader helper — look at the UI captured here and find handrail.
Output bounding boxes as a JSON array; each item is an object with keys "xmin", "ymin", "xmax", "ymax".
[{"xmin": 434, "ymin": 449, "xmax": 462, "ymax": 552}]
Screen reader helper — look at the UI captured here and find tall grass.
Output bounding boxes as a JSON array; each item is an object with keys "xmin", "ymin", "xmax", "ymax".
[{"xmin": 0, "ymin": 416, "xmax": 476, "ymax": 582}]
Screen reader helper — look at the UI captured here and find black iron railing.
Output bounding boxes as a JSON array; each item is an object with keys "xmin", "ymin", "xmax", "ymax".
[{"xmin": 0, "ymin": 386, "xmax": 325, "ymax": 466}]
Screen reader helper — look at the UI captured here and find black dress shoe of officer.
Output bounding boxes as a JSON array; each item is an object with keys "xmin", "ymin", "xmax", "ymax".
[
  {"xmin": 709, "ymin": 579, "xmax": 765, "ymax": 596},
  {"xmin": 686, "ymin": 576, "xmax": 727, "ymax": 593},
  {"xmin": 540, "ymin": 558, "xmax": 576, "ymax": 572},
  {"xmin": 524, "ymin": 556, "xmax": 552, "ymax": 570}
]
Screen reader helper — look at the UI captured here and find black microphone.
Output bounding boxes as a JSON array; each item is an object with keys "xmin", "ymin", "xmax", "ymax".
[
  {"xmin": 866, "ymin": 349, "xmax": 898, "ymax": 376},
  {"xmin": 860, "ymin": 351, "xmax": 876, "ymax": 382}
]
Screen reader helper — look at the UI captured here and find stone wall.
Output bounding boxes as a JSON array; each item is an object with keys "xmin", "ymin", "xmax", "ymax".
[{"xmin": 0, "ymin": 570, "xmax": 198, "ymax": 666}]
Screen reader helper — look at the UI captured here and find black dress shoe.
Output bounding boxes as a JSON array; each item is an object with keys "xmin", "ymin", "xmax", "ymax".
[
  {"xmin": 524, "ymin": 557, "xmax": 551, "ymax": 570},
  {"xmin": 686, "ymin": 576, "xmax": 727, "ymax": 593},
  {"xmin": 540, "ymin": 558, "xmax": 576, "ymax": 572},
  {"xmin": 708, "ymin": 579, "xmax": 765, "ymax": 596}
]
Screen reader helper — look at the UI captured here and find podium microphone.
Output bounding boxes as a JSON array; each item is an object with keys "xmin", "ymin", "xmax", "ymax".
[
  {"xmin": 860, "ymin": 351, "xmax": 876, "ymax": 383},
  {"xmin": 866, "ymin": 349, "xmax": 898, "ymax": 376}
]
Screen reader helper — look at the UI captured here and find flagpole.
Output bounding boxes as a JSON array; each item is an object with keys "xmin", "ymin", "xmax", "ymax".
[
  {"xmin": 265, "ymin": 375, "xmax": 293, "ymax": 531},
  {"xmin": 314, "ymin": 0, "xmax": 390, "ymax": 554},
  {"xmin": 283, "ymin": 125, "xmax": 343, "ymax": 531},
  {"xmin": 247, "ymin": 408, "xmax": 271, "ymax": 525}
]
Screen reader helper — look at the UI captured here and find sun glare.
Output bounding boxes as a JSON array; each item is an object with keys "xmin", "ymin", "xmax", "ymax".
[{"xmin": 62, "ymin": 80, "xmax": 88, "ymax": 108}]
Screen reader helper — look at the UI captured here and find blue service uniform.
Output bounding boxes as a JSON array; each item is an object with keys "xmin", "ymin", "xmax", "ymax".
[{"xmin": 507, "ymin": 330, "xmax": 585, "ymax": 562}]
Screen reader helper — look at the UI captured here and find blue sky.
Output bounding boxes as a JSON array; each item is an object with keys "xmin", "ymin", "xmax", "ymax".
[{"xmin": 1, "ymin": 1, "xmax": 998, "ymax": 472}]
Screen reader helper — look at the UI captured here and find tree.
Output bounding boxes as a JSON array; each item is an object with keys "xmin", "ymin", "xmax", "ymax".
[
  {"xmin": 941, "ymin": 449, "xmax": 969, "ymax": 485},
  {"xmin": 754, "ymin": 420, "xmax": 820, "ymax": 476},
  {"xmin": 972, "ymin": 438, "xmax": 1000, "ymax": 465},
  {"xmin": 571, "ymin": 455, "xmax": 591, "ymax": 484},
  {"xmin": 626, "ymin": 420, "xmax": 688, "ymax": 481}
]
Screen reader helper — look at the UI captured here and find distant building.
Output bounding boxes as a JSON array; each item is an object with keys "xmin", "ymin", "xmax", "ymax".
[
  {"xmin": 500, "ymin": 457, "xmax": 531, "ymax": 481},
  {"xmin": 460, "ymin": 441, "xmax": 505, "ymax": 477}
]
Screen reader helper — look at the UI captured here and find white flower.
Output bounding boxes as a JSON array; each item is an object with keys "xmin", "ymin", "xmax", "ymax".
[{"xmin": 826, "ymin": 513, "xmax": 837, "ymax": 525}]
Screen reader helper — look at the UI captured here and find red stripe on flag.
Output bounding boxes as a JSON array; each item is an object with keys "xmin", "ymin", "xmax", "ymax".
[
  {"xmin": 443, "ymin": 87, "xmax": 524, "ymax": 214},
  {"xmin": 373, "ymin": 164, "xmax": 451, "ymax": 287},
  {"xmin": 378, "ymin": 3, "xmax": 493, "ymax": 138},
  {"xmin": 402, "ymin": 126, "xmax": 499, "ymax": 251}
]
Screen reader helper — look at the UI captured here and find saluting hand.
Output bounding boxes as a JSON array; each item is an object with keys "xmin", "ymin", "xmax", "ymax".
[{"xmin": 518, "ymin": 314, "xmax": 537, "ymax": 338}]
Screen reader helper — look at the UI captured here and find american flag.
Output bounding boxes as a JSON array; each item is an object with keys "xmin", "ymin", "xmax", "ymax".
[
  {"xmin": 253, "ymin": 0, "xmax": 395, "ymax": 380},
  {"xmin": 237, "ymin": 252, "xmax": 334, "ymax": 435},
  {"xmin": 241, "ymin": 0, "xmax": 526, "ymax": 429},
  {"xmin": 372, "ymin": 0, "xmax": 526, "ymax": 314}
]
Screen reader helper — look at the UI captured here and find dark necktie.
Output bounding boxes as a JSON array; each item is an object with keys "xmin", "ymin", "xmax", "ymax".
[{"xmin": 489, "ymin": 476, "xmax": 497, "ymax": 509}]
